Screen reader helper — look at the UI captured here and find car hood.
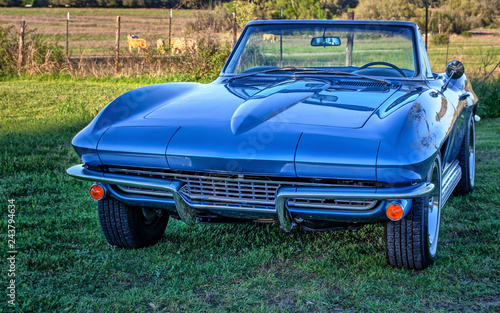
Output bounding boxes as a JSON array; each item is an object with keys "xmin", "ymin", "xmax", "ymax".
[
  {"xmin": 144, "ymin": 78, "xmax": 398, "ymax": 130},
  {"xmin": 96, "ymin": 78, "xmax": 395, "ymax": 180}
]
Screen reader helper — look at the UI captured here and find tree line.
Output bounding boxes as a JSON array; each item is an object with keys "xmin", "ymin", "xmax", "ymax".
[{"xmin": 2, "ymin": 0, "xmax": 498, "ymax": 35}]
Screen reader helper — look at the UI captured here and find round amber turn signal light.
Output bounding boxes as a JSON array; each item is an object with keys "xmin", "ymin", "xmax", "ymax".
[
  {"xmin": 89, "ymin": 184, "xmax": 105, "ymax": 201},
  {"xmin": 386, "ymin": 203, "xmax": 404, "ymax": 221}
]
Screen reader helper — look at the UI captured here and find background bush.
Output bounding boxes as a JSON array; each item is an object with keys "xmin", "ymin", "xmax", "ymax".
[
  {"xmin": 177, "ymin": 35, "xmax": 231, "ymax": 80},
  {"xmin": 430, "ymin": 33, "xmax": 449, "ymax": 46},
  {"xmin": 0, "ymin": 23, "xmax": 230, "ymax": 81},
  {"xmin": 187, "ymin": 5, "xmax": 232, "ymax": 33},
  {"xmin": 0, "ymin": 25, "xmax": 65, "ymax": 76},
  {"xmin": 0, "ymin": 26, "xmax": 17, "ymax": 76},
  {"xmin": 475, "ymin": 78, "xmax": 500, "ymax": 118},
  {"xmin": 349, "ymin": 0, "xmax": 498, "ymax": 34}
]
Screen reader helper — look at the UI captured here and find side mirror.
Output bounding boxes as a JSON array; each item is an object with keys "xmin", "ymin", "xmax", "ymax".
[
  {"xmin": 445, "ymin": 60, "xmax": 464, "ymax": 79},
  {"xmin": 441, "ymin": 60, "xmax": 464, "ymax": 93}
]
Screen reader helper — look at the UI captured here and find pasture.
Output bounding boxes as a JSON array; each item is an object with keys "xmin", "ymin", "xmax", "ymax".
[
  {"xmin": 1, "ymin": 7, "xmax": 499, "ymax": 78},
  {"xmin": 0, "ymin": 8, "xmax": 220, "ymax": 56}
]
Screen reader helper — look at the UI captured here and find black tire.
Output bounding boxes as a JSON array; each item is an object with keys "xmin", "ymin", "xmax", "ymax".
[
  {"xmin": 385, "ymin": 155, "xmax": 442, "ymax": 270},
  {"xmin": 98, "ymin": 198, "xmax": 169, "ymax": 248},
  {"xmin": 454, "ymin": 115, "xmax": 475, "ymax": 195}
]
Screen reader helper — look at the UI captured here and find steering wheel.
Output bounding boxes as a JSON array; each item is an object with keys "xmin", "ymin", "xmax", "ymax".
[{"xmin": 356, "ymin": 61, "xmax": 407, "ymax": 77}]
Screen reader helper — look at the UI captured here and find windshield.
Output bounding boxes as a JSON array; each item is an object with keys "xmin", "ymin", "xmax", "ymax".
[{"xmin": 224, "ymin": 24, "xmax": 417, "ymax": 78}]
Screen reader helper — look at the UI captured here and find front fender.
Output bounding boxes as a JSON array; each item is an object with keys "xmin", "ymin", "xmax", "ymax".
[
  {"xmin": 72, "ymin": 82, "xmax": 202, "ymax": 166},
  {"xmin": 373, "ymin": 89, "xmax": 456, "ymax": 186}
]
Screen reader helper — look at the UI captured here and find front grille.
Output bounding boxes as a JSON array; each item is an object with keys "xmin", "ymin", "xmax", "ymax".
[
  {"xmin": 179, "ymin": 178, "xmax": 279, "ymax": 206},
  {"xmin": 108, "ymin": 167, "xmax": 379, "ymax": 211},
  {"xmin": 288, "ymin": 198, "xmax": 377, "ymax": 210}
]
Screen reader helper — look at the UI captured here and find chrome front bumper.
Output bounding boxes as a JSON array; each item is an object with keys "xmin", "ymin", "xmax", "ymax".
[{"xmin": 67, "ymin": 164, "xmax": 434, "ymax": 231}]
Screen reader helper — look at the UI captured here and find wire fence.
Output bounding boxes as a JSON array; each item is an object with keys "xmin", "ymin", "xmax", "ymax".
[{"xmin": 3, "ymin": 8, "xmax": 499, "ymax": 78}]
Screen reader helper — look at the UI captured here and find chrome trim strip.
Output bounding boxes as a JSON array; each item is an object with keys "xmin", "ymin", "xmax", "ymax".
[
  {"xmin": 287, "ymin": 199, "xmax": 377, "ymax": 210},
  {"xmin": 108, "ymin": 167, "xmax": 348, "ymax": 187},
  {"xmin": 277, "ymin": 184, "xmax": 435, "ymax": 201},
  {"xmin": 107, "ymin": 184, "xmax": 176, "ymax": 210},
  {"xmin": 441, "ymin": 160, "xmax": 461, "ymax": 206},
  {"xmin": 276, "ymin": 183, "xmax": 435, "ymax": 232},
  {"xmin": 179, "ymin": 193, "xmax": 276, "ymax": 213},
  {"xmin": 67, "ymin": 165, "xmax": 182, "ymax": 191},
  {"xmin": 116, "ymin": 185, "xmax": 174, "ymax": 197},
  {"xmin": 186, "ymin": 194, "xmax": 275, "ymax": 206}
]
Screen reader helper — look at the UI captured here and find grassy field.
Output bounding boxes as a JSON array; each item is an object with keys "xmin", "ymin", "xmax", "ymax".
[
  {"xmin": 427, "ymin": 30, "xmax": 500, "ymax": 78},
  {"xmin": 0, "ymin": 77, "xmax": 499, "ymax": 312}
]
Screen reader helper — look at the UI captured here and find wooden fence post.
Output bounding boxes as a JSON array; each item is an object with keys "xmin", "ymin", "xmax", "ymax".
[
  {"xmin": 17, "ymin": 20, "xmax": 26, "ymax": 76},
  {"xmin": 345, "ymin": 12, "xmax": 354, "ymax": 67},
  {"xmin": 115, "ymin": 16, "xmax": 120, "ymax": 73},
  {"xmin": 66, "ymin": 12, "xmax": 69, "ymax": 58},
  {"xmin": 232, "ymin": 13, "xmax": 237, "ymax": 48},
  {"xmin": 445, "ymin": 0, "xmax": 453, "ymax": 64},
  {"xmin": 169, "ymin": 9, "xmax": 172, "ymax": 55}
]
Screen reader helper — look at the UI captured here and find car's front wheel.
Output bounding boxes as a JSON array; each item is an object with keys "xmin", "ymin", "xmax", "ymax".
[
  {"xmin": 385, "ymin": 155, "xmax": 442, "ymax": 270},
  {"xmin": 98, "ymin": 198, "xmax": 169, "ymax": 248}
]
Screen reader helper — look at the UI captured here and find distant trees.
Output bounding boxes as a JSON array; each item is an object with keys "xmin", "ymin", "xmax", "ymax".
[
  {"xmin": 45, "ymin": 0, "xmax": 180, "ymax": 7},
  {"xmin": 263, "ymin": 0, "xmax": 358, "ymax": 19},
  {"xmin": 356, "ymin": 0, "xmax": 498, "ymax": 34},
  {"xmin": 320, "ymin": 0, "xmax": 359, "ymax": 16},
  {"xmin": 356, "ymin": 0, "xmax": 419, "ymax": 21},
  {"xmin": 1, "ymin": 0, "xmax": 227, "ymax": 7},
  {"xmin": 2, "ymin": 0, "xmax": 498, "ymax": 34},
  {"xmin": 0, "ymin": 0, "xmax": 22, "ymax": 6},
  {"xmin": 267, "ymin": 0, "xmax": 329, "ymax": 19},
  {"xmin": 448, "ymin": 0, "xmax": 497, "ymax": 33}
]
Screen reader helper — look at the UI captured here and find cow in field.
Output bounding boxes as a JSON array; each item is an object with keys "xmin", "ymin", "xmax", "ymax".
[
  {"xmin": 157, "ymin": 39, "xmax": 165, "ymax": 53},
  {"xmin": 127, "ymin": 34, "xmax": 148, "ymax": 52},
  {"xmin": 170, "ymin": 38, "xmax": 196, "ymax": 54},
  {"xmin": 263, "ymin": 33, "xmax": 280, "ymax": 42}
]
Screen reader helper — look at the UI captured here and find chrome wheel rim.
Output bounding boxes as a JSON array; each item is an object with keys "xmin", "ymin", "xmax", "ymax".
[
  {"xmin": 469, "ymin": 120, "xmax": 475, "ymax": 188},
  {"xmin": 427, "ymin": 160, "xmax": 442, "ymax": 257}
]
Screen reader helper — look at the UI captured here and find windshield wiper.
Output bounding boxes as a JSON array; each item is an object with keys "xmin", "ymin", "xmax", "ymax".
[
  {"xmin": 227, "ymin": 67, "xmax": 392, "ymax": 85},
  {"xmin": 227, "ymin": 66, "xmax": 307, "ymax": 82}
]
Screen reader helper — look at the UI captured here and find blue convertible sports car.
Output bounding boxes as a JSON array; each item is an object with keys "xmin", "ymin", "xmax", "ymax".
[{"xmin": 68, "ymin": 20, "xmax": 478, "ymax": 270}]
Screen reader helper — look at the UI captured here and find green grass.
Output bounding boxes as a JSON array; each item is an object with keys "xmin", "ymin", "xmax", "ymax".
[{"xmin": 0, "ymin": 77, "xmax": 499, "ymax": 312}]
